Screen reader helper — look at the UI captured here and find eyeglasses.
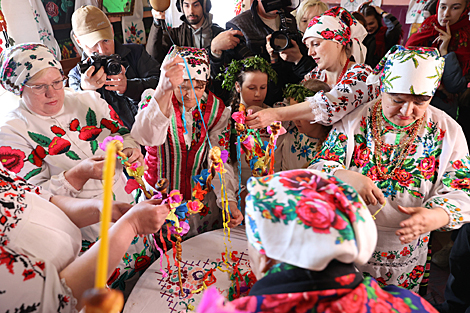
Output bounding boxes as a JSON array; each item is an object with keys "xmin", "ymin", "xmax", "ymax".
[{"xmin": 24, "ymin": 77, "xmax": 68, "ymax": 95}]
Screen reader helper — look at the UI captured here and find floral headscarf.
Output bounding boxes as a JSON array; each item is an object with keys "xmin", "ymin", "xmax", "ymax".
[
  {"xmin": 245, "ymin": 169, "xmax": 377, "ymax": 271},
  {"xmin": 303, "ymin": 7, "xmax": 368, "ymax": 64},
  {"xmin": 366, "ymin": 45, "xmax": 445, "ymax": 96},
  {"xmin": 167, "ymin": 45, "xmax": 210, "ymax": 81},
  {"xmin": 0, "ymin": 43, "xmax": 63, "ymax": 96}
]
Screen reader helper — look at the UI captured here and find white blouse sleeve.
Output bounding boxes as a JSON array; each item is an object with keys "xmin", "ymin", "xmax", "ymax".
[
  {"xmin": 305, "ymin": 64, "xmax": 380, "ymax": 125},
  {"xmin": 131, "ymin": 89, "xmax": 171, "ymax": 147},
  {"xmin": 0, "ymin": 245, "xmax": 78, "ymax": 313}
]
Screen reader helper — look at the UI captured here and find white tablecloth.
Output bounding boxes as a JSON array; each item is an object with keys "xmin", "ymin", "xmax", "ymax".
[{"xmin": 124, "ymin": 226, "xmax": 250, "ymax": 313}]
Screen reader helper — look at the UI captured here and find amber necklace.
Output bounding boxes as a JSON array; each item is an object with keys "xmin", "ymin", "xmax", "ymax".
[{"xmin": 371, "ymin": 100, "xmax": 424, "ymax": 180}]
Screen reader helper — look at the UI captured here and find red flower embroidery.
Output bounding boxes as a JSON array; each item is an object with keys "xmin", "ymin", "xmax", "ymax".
[
  {"xmin": 108, "ymin": 104, "xmax": 124, "ymax": 126},
  {"xmin": 334, "ymin": 273, "xmax": 356, "ymax": 286},
  {"xmin": 29, "ymin": 146, "xmax": 47, "ymax": 167},
  {"xmin": 48, "ymin": 137, "xmax": 71, "ymax": 155},
  {"xmin": 452, "ymin": 160, "xmax": 465, "ymax": 170},
  {"xmin": 320, "ymin": 30, "xmax": 335, "ymax": 40},
  {"xmin": 279, "ymin": 170, "xmax": 315, "ymax": 190},
  {"xmin": 324, "ymin": 149, "xmax": 340, "ymax": 161},
  {"xmin": 295, "ymin": 196, "xmax": 347, "ymax": 234},
  {"xmin": 69, "ymin": 119, "xmax": 80, "ymax": 131},
  {"xmin": 260, "ymin": 292, "xmax": 317, "ymax": 312},
  {"xmin": 451, "ymin": 178, "xmax": 470, "ymax": 190},
  {"xmin": 335, "ymin": 284, "xmax": 367, "ymax": 313},
  {"xmin": 369, "ymin": 298, "xmax": 393, "ymax": 313},
  {"xmin": 0, "ymin": 146, "xmax": 25, "ymax": 173},
  {"xmin": 107, "ymin": 268, "xmax": 120, "ymax": 285},
  {"xmin": 100, "ymin": 118, "xmax": 119, "ymax": 133},
  {"xmin": 353, "ymin": 142, "xmax": 370, "ymax": 168},
  {"xmin": 22, "ymin": 269, "xmax": 36, "ymax": 281},
  {"xmin": 45, "ymin": 2, "xmax": 59, "ymax": 17},
  {"xmin": 50, "ymin": 125, "xmax": 65, "ymax": 136},
  {"xmin": 78, "ymin": 126, "xmax": 102, "ymax": 141},
  {"xmin": 418, "ymin": 156, "xmax": 437, "ymax": 180},
  {"xmin": 0, "ymin": 246, "xmax": 16, "ymax": 274}
]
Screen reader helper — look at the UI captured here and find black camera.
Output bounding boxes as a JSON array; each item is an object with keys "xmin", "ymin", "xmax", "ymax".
[
  {"xmin": 270, "ymin": 9, "xmax": 300, "ymax": 53},
  {"xmin": 79, "ymin": 52, "xmax": 124, "ymax": 76},
  {"xmin": 260, "ymin": 0, "xmax": 297, "ymax": 13}
]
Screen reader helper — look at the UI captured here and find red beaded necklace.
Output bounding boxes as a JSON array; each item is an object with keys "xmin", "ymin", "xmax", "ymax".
[{"xmin": 335, "ymin": 58, "xmax": 350, "ymax": 85}]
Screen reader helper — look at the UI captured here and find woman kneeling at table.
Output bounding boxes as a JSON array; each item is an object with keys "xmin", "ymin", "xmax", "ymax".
[
  {"xmin": 0, "ymin": 164, "xmax": 169, "ymax": 312},
  {"xmin": 309, "ymin": 45, "xmax": 470, "ymax": 293},
  {"xmin": 198, "ymin": 169, "xmax": 438, "ymax": 312}
]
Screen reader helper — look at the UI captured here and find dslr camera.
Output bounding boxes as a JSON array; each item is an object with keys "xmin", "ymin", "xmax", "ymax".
[
  {"xmin": 79, "ymin": 52, "xmax": 125, "ymax": 76},
  {"xmin": 261, "ymin": 0, "xmax": 301, "ymax": 53}
]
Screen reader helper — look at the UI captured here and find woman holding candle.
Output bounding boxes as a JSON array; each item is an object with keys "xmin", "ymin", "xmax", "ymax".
[
  {"xmin": 0, "ymin": 163, "xmax": 170, "ymax": 312},
  {"xmin": 0, "ymin": 43, "xmax": 182, "ymax": 296}
]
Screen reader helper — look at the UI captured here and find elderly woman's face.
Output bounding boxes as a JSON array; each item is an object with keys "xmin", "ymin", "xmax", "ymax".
[
  {"xmin": 22, "ymin": 68, "xmax": 65, "ymax": 117},
  {"xmin": 381, "ymin": 93, "xmax": 432, "ymax": 127},
  {"xmin": 174, "ymin": 79, "xmax": 206, "ymax": 109}
]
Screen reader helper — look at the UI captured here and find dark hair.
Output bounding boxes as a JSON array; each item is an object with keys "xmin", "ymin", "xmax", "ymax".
[
  {"xmin": 361, "ymin": 5, "xmax": 382, "ymax": 28},
  {"xmin": 302, "ymin": 79, "xmax": 331, "ymax": 93},
  {"xmin": 423, "ymin": 0, "xmax": 438, "ymax": 16},
  {"xmin": 227, "ymin": 68, "xmax": 269, "ymax": 112},
  {"xmin": 352, "ymin": 11, "xmax": 366, "ymax": 27}
]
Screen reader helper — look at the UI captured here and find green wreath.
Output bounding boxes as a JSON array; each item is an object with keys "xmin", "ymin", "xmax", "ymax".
[
  {"xmin": 216, "ymin": 56, "xmax": 278, "ymax": 91},
  {"xmin": 283, "ymin": 84, "xmax": 316, "ymax": 103}
]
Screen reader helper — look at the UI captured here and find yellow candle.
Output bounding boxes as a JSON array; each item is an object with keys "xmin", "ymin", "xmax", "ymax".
[{"xmin": 95, "ymin": 142, "xmax": 117, "ymax": 289}]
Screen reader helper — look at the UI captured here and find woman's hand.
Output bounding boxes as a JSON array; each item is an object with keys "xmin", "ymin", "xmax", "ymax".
[
  {"xmin": 125, "ymin": 199, "xmax": 170, "ymax": 235},
  {"xmin": 64, "ymin": 155, "xmax": 107, "ymax": 191},
  {"xmin": 246, "ymin": 108, "xmax": 279, "ymax": 129},
  {"xmin": 122, "ymin": 147, "xmax": 144, "ymax": 167},
  {"xmin": 434, "ymin": 22, "xmax": 452, "ymax": 56},
  {"xmin": 227, "ymin": 201, "xmax": 244, "ymax": 228},
  {"xmin": 154, "ymin": 55, "xmax": 185, "ymax": 117},
  {"xmin": 334, "ymin": 169, "xmax": 386, "ymax": 206},
  {"xmin": 396, "ymin": 205, "xmax": 450, "ymax": 244},
  {"xmin": 111, "ymin": 201, "xmax": 133, "ymax": 222}
]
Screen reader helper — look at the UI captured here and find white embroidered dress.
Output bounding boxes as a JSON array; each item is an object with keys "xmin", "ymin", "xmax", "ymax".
[
  {"xmin": 309, "ymin": 101, "xmax": 470, "ymax": 292},
  {"xmin": 0, "ymin": 89, "xmax": 153, "ymax": 294},
  {"xmin": 0, "ymin": 165, "xmax": 79, "ymax": 312}
]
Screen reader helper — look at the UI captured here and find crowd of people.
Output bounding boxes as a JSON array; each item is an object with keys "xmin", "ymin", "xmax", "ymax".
[{"xmin": 1, "ymin": 0, "xmax": 470, "ymax": 312}]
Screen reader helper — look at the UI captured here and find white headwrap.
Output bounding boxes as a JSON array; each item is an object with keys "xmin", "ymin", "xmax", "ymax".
[
  {"xmin": 245, "ymin": 169, "xmax": 377, "ymax": 271},
  {"xmin": 166, "ymin": 45, "xmax": 210, "ymax": 82},
  {"xmin": 366, "ymin": 45, "xmax": 445, "ymax": 96},
  {"xmin": 303, "ymin": 7, "xmax": 368, "ymax": 64}
]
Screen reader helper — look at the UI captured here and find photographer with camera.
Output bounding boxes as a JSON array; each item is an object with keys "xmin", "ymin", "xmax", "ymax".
[
  {"xmin": 69, "ymin": 5, "xmax": 161, "ymax": 130},
  {"xmin": 211, "ymin": 0, "xmax": 315, "ymax": 106}
]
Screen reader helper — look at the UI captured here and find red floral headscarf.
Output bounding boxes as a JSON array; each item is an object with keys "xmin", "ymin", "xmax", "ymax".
[
  {"xmin": 406, "ymin": 0, "xmax": 470, "ymax": 75},
  {"xmin": 303, "ymin": 6, "xmax": 368, "ymax": 63},
  {"xmin": 245, "ymin": 169, "xmax": 377, "ymax": 271}
]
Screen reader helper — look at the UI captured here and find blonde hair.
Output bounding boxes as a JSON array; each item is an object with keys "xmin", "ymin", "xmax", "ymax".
[{"xmin": 294, "ymin": 0, "xmax": 329, "ymax": 29}]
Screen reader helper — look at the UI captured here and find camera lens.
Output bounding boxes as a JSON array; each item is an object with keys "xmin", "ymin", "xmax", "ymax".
[
  {"xmin": 106, "ymin": 60, "xmax": 122, "ymax": 76},
  {"xmin": 270, "ymin": 31, "xmax": 290, "ymax": 52}
]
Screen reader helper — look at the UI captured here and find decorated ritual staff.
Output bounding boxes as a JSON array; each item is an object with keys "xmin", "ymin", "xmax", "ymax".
[
  {"xmin": 131, "ymin": 46, "xmax": 243, "ymax": 237},
  {"xmin": 197, "ymin": 169, "xmax": 439, "ymax": 313},
  {"xmin": 309, "ymin": 45, "xmax": 470, "ymax": 293},
  {"xmin": 0, "ymin": 43, "xmax": 177, "ymax": 296}
]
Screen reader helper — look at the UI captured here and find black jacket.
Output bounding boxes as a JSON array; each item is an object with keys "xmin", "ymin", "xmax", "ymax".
[
  {"xmin": 211, "ymin": 0, "xmax": 315, "ymax": 106},
  {"xmin": 69, "ymin": 41, "xmax": 161, "ymax": 130},
  {"xmin": 146, "ymin": 14, "xmax": 225, "ymax": 65},
  {"xmin": 363, "ymin": 13, "xmax": 402, "ymax": 69}
]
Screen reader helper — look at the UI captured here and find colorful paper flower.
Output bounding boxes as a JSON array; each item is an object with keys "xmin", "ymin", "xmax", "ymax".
[
  {"xmin": 168, "ymin": 190, "xmax": 183, "ymax": 208},
  {"xmin": 187, "ymin": 199, "xmax": 204, "ymax": 213},
  {"xmin": 221, "ymin": 150, "xmax": 229, "ymax": 164},
  {"xmin": 232, "ymin": 111, "xmax": 246, "ymax": 124},
  {"xmin": 170, "ymin": 221, "xmax": 190, "ymax": 236},
  {"xmin": 124, "ymin": 179, "xmax": 141, "ymax": 194},
  {"xmin": 99, "ymin": 135, "xmax": 124, "ymax": 151}
]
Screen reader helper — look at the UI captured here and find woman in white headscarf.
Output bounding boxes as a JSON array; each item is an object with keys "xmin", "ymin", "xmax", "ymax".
[
  {"xmin": 247, "ymin": 7, "xmax": 379, "ymax": 129},
  {"xmin": 310, "ymin": 45, "xmax": 470, "ymax": 293}
]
